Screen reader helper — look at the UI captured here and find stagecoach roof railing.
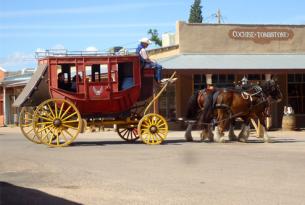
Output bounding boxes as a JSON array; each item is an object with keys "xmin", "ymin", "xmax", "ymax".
[{"xmin": 35, "ymin": 48, "xmax": 137, "ymax": 59}]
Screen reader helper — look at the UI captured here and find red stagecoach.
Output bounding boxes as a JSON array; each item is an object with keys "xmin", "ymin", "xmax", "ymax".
[{"xmin": 13, "ymin": 50, "xmax": 176, "ymax": 147}]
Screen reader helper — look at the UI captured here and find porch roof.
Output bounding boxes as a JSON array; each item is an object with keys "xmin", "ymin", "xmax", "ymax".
[{"xmin": 158, "ymin": 53, "xmax": 305, "ymax": 70}]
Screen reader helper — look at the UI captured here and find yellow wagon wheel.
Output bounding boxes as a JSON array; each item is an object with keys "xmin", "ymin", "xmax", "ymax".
[
  {"xmin": 137, "ymin": 113, "xmax": 168, "ymax": 145},
  {"xmin": 19, "ymin": 106, "xmax": 41, "ymax": 144},
  {"xmin": 33, "ymin": 99, "xmax": 82, "ymax": 147},
  {"xmin": 117, "ymin": 125, "xmax": 139, "ymax": 142}
]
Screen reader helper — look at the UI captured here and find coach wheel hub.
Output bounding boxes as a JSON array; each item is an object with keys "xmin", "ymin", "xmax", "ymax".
[
  {"xmin": 53, "ymin": 119, "xmax": 62, "ymax": 127},
  {"xmin": 150, "ymin": 126, "xmax": 158, "ymax": 133}
]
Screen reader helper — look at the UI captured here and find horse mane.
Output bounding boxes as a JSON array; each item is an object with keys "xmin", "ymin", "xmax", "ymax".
[
  {"xmin": 186, "ymin": 90, "xmax": 200, "ymax": 120},
  {"xmin": 259, "ymin": 80, "xmax": 274, "ymax": 95}
]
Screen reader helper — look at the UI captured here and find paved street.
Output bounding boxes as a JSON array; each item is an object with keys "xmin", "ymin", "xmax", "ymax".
[{"xmin": 1, "ymin": 127, "xmax": 305, "ymax": 205}]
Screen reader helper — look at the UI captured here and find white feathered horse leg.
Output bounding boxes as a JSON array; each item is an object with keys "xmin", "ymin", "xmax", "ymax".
[
  {"xmin": 200, "ymin": 129, "xmax": 208, "ymax": 141},
  {"xmin": 185, "ymin": 123, "xmax": 194, "ymax": 142},
  {"xmin": 213, "ymin": 126, "xmax": 225, "ymax": 143},
  {"xmin": 200, "ymin": 129, "xmax": 206, "ymax": 141},
  {"xmin": 208, "ymin": 125, "xmax": 214, "ymax": 142},
  {"xmin": 238, "ymin": 124, "xmax": 250, "ymax": 142},
  {"xmin": 228, "ymin": 123, "xmax": 238, "ymax": 141},
  {"xmin": 262, "ymin": 126, "xmax": 272, "ymax": 143}
]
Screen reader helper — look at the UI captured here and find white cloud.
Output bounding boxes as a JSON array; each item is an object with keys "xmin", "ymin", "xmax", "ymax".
[
  {"xmin": 51, "ymin": 44, "xmax": 66, "ymax": 50},
  {"xmin": 85, "ymin": 46, "xmax": 99, "ymax": 52},
  {"xmin": 0, "ymin": 52, "xmax": 36, "ymax": 71}
]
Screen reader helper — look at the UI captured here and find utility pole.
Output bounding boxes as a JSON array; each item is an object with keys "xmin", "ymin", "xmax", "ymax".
[{"xmin": 216, "ymin": 8, "xmax": 222, "ymax": 24}]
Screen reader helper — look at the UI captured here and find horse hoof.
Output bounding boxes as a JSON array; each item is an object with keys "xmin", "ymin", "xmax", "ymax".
[
  {"xmin": 238, "ymin": 138, "xmax": 247, "ymax": 143},
  {"xmin": 264, "ymin": 138, "xmax": 272, "ymax": 143},
  {"xmin": 213, "ymin": 138, "xmax": 220, "ymax": 143},
  {"xmin": 229, "ymin": 136, "xmax": 238, "ymax": 141},
  {"xmin": 219, "ymin": 137, "xmax": 226, "ymax": 143},
  {"xmin": 185, "ymin": 138, "xmax": 194, "ymax": 142},
  {"xmin": 208, "ymin": 138, "xmax": 214, "ymax": 142}
]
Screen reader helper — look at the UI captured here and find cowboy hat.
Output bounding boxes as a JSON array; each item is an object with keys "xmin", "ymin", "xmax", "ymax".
[{"xmin": 139, "ymin": 37, "xmax": 151, "ymax": 44}]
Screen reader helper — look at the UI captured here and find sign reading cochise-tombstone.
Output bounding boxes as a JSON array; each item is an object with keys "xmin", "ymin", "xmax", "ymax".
[{"xmin": 229, "ymin": 28, "xmax": 294, "ymax": 44}]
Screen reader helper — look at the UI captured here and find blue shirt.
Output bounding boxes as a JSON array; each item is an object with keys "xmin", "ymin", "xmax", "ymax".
[{"xmin": 136, "ymin": 44, "xmax": 146, "ymax": 64}]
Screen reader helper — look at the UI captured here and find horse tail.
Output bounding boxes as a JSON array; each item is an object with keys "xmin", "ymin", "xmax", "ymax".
[
  {"xmin": 202, "ymin": 90, "xmax": 216, "ymax": 123},
  {"xmin": 186, "ymin": 90, "xmax": 200, "ymax": 120}
]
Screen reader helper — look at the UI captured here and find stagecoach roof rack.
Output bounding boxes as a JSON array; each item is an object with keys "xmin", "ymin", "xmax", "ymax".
[{"xmin": 35, "ymin": 48, "xmax": 137, "ymax": 59}]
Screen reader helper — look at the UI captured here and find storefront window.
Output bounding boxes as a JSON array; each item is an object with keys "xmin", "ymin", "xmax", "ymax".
[
  {"xmin": 212, "ymin": 74, "xmax": 235, "ymax": 88},
  {"xmin": 288, "ymin": 73, "xmax": 305, "ymax": 114},
  {"xmin": 159, "ymin": 84, "xmax": 176, "ymax": 120},
  {"xmin": 193, "ymin": 74, "xmax": 206, "ymax": 91},
  {"xmin": 247, "ymin": 74, "xmax": 266, "ymax": 81}
]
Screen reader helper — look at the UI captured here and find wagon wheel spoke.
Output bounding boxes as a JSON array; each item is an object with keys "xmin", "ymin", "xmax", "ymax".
[
  {"xmin": 33, "ymin": 99, "xmax": 81, "ymax": 147},
  {"xmin": 61, "ymin": 130, "xmax": 69, "ymax": 142},
  {"xmin": 142, "ymin": 133, "xmax": 153, "ymax": 144},
  {"xmin": 41, "ymin": 128, "xmax": 52, "ymax": 142},
  {"xmin": 47, "ymin": 103, "xmax": 56, "ymax": 119},
  {"xmin": 19, "ymin": 106, "xmax": 42, "ymax": 144},
  {"xmin": 58, "ymin": 102, "xmax": 65, "ymax": 118},
  {"xmin": 117, "ymin": 125, "xmax": 139, "ymax": 142},
  {"xmin": 60, "ymin": 105, "xmax": 72, "ymax": 120},
  {"xmin": 137, "ymin": 113, "xmax": 168, "ymax": 145}
]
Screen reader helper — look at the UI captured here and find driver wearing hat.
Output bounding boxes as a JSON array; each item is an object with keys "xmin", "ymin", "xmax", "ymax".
[{"xmin": 136, "ymin": 37, "xmax": 163, "ymax": 83}]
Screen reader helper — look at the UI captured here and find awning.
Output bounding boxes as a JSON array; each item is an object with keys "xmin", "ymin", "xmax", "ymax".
[
  {"xmin": 5, "ymin": 80, "xmax": 28, "ymax": 88},
  {"xmin": 158, "ymin": 53, "xmax": 305, "ymax": 70}
]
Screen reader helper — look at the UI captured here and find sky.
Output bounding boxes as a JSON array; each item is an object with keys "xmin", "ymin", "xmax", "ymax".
[{"xmin": 0, "ymin": 0, "xmax": 305, "ymax": 71}]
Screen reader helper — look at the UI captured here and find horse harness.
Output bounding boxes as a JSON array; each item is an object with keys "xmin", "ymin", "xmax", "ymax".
[
  {"xmin": 212, "ymin": 86, "xmax": 270, "ymax": 118},
  {"xmin": 197, "ymin": 88, "xmax": 215, "ymax": 110}
]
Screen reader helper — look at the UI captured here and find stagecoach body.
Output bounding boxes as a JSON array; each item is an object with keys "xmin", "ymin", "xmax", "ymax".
[
  {"xmin": 14, "ymin": 53, "xmax": 175, "ymax": 147},
  {"xmin": 49, "ymin": 55, "xmax": 154, "ymax": 115}
]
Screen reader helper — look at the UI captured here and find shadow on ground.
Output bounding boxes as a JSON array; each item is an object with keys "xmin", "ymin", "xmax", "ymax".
[
  {"xmin": 0, "ymin": 182, "xmax": 82, "ymax": 205},
  {"xmin": 71, "ymin": 139, "xmax": 187, "ymax": 147},
  {"xmin": 69, "ymin": 137, "xmax": 304, "ymax": 147}
]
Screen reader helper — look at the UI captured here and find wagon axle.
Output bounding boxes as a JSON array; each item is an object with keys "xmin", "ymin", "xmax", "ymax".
[
  {"xmin": 53, "ymin": 119, "xmax": 62, "ymax": 127},
  {"xmin": 149, "ymin": 125, "xmax": 158, "ymax": 134}
]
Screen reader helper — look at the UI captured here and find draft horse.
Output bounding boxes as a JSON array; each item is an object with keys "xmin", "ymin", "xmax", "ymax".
[
  {"xmin": 185, "ymin": 80, "xmax": 282, "ymax": 143},
  {"xmin": 185, "ymin": 87, "xmax": 240, "ymax": 142}
]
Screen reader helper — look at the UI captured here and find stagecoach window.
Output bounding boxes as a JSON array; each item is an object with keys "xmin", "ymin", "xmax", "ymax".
[
  {"xmin": 70, "ymin": 66, "xmax": 76, "ymax": 79},
  {"xmin": 288, "ymin": 73, "xmax": 305, "ymax": 114},
  {"xmin": 92, "ymin": 64, "xmax": 101, "ymax": 82},
  {"xmin": 57, "ymin": 64, "xmax": 74, "ymax": 91},
  {"xmin": 85, "ymin": 66, "xmax": 91, "ymax": 82},
  {"xmin": 118, "ymin": 62, "xmax": 134, "ymax": 90},
  {"xmin": 85, "ymin": 64, "xmax": 112, "ymax": 83},
  {"xmin": 64, "ymin": 73, "xmax": 68, "ymax": 81}
]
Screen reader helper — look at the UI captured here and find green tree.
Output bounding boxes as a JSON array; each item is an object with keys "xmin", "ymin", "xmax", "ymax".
[
  {"xmin": 147, "ymin": 29, "xmax": 162, "ymax": 47},
  {"xmin": 188, "ymin": 0, "xmax": 203, "ymax": 23}
]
